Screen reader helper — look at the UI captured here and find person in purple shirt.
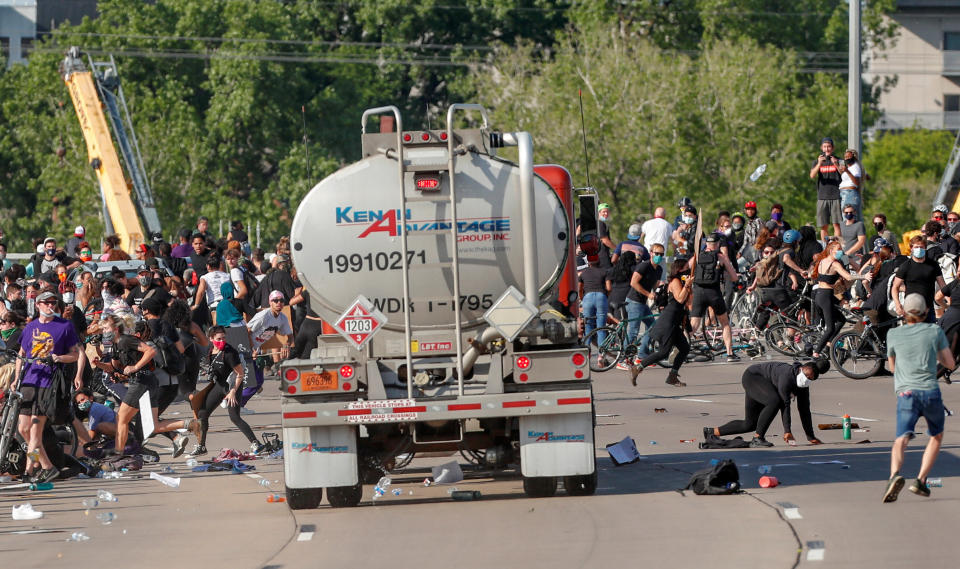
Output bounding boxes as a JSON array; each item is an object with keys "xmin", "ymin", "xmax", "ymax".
[
  {"xmin": 170, "ymin": 228, "xmax": 194, "ymax": 258},
  {"xmin": 16, "ymin": 291, "xmax": 80, "ymax": 483}
]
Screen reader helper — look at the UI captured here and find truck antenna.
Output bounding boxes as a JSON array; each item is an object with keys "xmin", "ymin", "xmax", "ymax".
[
  {"xmin": 301, "ymin": 105, "xmax": 311, "ymax": 182},
  {"xmin": 578, "ymin": 89, "xmax": 591, "ymax": 188}
]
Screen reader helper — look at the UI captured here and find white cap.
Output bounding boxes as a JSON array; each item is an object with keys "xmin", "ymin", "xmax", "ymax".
[
  {"xmin": 74, "ymin": 225, "xmax": 85, "ymax": 236},
  {"xmin": 903, "ymin": 293, "xmax": 927, "ymax": 315}
]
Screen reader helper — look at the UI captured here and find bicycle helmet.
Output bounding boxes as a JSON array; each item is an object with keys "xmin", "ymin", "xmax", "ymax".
[
  {"xmin": 933, "ymin": 203, "xmax": 949, "ymax": 214},
  {"xmin": 677, "ymin": 196, "xmax": 692, "ymax": 208},
  {"xmin": 744, "ymin": 201, "xmax": 758, "ymax": 209},
  {"xmin": 782, "ymin": 229, "xmax": 800, "ymax": 244}
]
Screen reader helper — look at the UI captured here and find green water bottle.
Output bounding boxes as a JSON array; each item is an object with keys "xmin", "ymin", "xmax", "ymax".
[{"xmin": 842, "ymin": 414, "xmax": 852, "ymax": 440}]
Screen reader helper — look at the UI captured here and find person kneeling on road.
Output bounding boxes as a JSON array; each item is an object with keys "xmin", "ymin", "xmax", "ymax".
[{"xmin": 704, "ymin": 360, "xmax": 829, "ymax": 448}]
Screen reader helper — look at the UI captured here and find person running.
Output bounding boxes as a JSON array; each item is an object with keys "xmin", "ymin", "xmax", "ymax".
[
  {"xmin": 245, "ymin": 291, "xmax": 293, "ymax": 399},
  {"xmin": 188, "ymin": 326, "xmax": 258, "ymax": 457},
  {"xmin": 883, "ymin": 294, "xmax": 956, "ymax": 502},
  {"xmin": 704, "ymin": 360, "xmax": 826, "ymax": 448},
  {"xmin": 631, "ymin": 260, "xmax": 691, "ymax": 387},
  {"xmin": 891, "ymin": 236, "xmax": 946, "ymax": 324},
  {"xmin": 688, "ymin": 234, "xmax": 739, "ymax": 362},
  {"xmin": 810, "ymin": 239, "xmax": 859, "ymax": 359},
  {"xmin": 163, "ymin": 299, "xmax": 208, "ymax": 415}
]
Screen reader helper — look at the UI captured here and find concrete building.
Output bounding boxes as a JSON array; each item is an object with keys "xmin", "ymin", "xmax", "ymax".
[
  {"xmin": 866, "ymin": 0, "xmax": 960, "ymax": 131},
  {"xmin": 0, "ymin": 0, "xmax": 98, "ymax": 67}
]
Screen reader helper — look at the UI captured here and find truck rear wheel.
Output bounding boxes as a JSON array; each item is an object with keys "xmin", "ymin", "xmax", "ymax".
[
  {"xmin": 326, "ymin": 482, "xmax": 363, "ymax": 508},
  {"xmin": 522, "ymin": 476, "xmax": 557, "ymax": 498},
  {"xmin": 287, "ymin": 487, "xmax": 323, "ymax": 510},
  {"xmin": 563, "ymin": 470, "xmax": 598, "ymax": 496}
]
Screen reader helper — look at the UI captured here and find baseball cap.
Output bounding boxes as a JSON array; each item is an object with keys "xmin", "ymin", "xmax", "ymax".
[
  {"xmin": 43, "ymin": 237, "xmax": 56, "ymax": 246},
  {"xmin": 597, "ymin": 203, "xmax": 611, "ymax": 211},
  {"xmin": 627, "ymin": 223, "xmax": 641, "ymax": 240},
  {"xmin": 903, "ymin": 293, "xmax": 927, "ymax": 315},
  {"xmin": 683, "ymin": 205, "xmax": 697, "ymax": 215},
  {"xmin": 821, "ymin": 137, "xmax": 834, "ymax": 145},
  {"xmin": 74, "ymin": 225, "xmax": 85, "ymax": 237},
  {"xmin": 704, "ymin": 233, "xmax": 719, "ymax": 243},
  {"xmin": 744, "ymin": 201, "xmax": 757, "ymax": 209},
  {"xmin": 36, "ymin": 291, "xmax": 60, "ymax": 303},
  {"xmin": 873, "ymin": 238, "xmax": 891, "ymax": 253},
  {"xmin": 269, "ymin": 290, "xmax": 285, "ymax": 302}
]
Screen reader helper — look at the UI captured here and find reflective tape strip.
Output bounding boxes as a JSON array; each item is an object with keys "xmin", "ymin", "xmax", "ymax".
[
  {"xmin": 448, "ymin": 403, "xmax": 482, "ymax": 411},
  {"xmin": 557, "ymin": 397, "xmax": 591, "ymax": 405},
  {"xmin": 283, "ymin": 411, "xmax": 317, "ymax": 419},
  {"xmin": 392, "ymin": 406, "xmax": 427, "ymax": 413},
  {"xmin": 338, "ymin": 409, "xmax": 372, "ymax": 416},
  {"xmin": 502, "ymin": 401, "xmax": 536, "ymax": 408}
]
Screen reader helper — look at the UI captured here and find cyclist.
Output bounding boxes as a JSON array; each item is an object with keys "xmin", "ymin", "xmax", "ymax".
[
  {"xmin": 688, "ymin": 234, "xmax": 739, "ymax": 362},
  {"xmin": 810, "ymin": 239, "xmax": 860, "ymax": 359},
  {"xmin": 631, "ymin": 260, "xmax": 692, "ymax": 387}
]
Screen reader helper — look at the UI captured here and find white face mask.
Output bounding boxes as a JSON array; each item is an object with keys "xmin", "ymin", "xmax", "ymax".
[
  {"xmin": 796, "ymin": 371, "xmax": 812, "ymax": 389},
  {"xmin": 63, "ymin": 292, "xmax": 75, "ymax": 305},
  {"xmin": 38, "ymin": 307, "xmax": 56, "ymax": 318}
]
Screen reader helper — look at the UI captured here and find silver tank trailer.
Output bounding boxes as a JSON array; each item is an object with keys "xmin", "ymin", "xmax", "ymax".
[{"xmin": 290, "ymin": 138, "xmax": 569, "ymax": 332}]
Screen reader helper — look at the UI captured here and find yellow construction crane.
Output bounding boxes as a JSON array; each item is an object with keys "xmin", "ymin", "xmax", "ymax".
[{"xmin": 60, "ymin": 46, "xmax": 161, "ymax": 253}]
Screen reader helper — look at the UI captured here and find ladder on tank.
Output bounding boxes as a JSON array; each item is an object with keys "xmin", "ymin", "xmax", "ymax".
[{"xmin": 360, "ymin": 105, "xmax": 488, "ymax": 399}]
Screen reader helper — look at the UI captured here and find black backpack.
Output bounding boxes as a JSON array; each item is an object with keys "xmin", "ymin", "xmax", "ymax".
[
  {"xmin": 231, "ymin": 268, "xmax": 260, "ymax": 319},
  {"xmin": 694, "ymin": 250, "xmax": 720, "ymax": 286},
  {"xmin": 152, "ymin": 335, "xmax": 186, "ymax": 376},
  {"xmin": 679, "ymin": 459, "xmax": 741, "ymax": 495},
  {"xmin": 653, "ymin": 282, "xmax": 671, "ymax": 309}
]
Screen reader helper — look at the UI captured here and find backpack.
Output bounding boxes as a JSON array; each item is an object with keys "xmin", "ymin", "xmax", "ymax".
[
  {"xmin": 152, "ymin": 335, "xmax": 186, "ymax": 376},
  {"xmin": 39, "ymin": 365, "xmax": 73, "ymax": 425},
  {"xmin": 754, "ymin": 248, "xmax": 787, "ymax": 287},
  {"xmin": 652, "ymin": 282, "xmax": 671, "ymax": 310},
  {"xmin": 231, "ymin": 268, "xmax": 260, "ymax": 319},
  {"xmin": 886, "ymin": 267, "xmax": 906, "ymax": 314},
  {"xmin": 938, "ymin": 252, "xmax": 958, "ymax": 285},
  {"xmin": 679, "ymin": 459, "xmax": 741, "ymax": 495},
  {"xmin": 694, "ymin": 251, "xmax": 720, "ymax": 286},
  {"xmin": 101, "ymin": 454, "xmax": 144, "ymax": 472}
]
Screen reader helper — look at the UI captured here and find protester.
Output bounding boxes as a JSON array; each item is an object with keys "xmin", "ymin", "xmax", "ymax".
[
  {"xmin": 704, "ymin": 360, "xmax": 826, "ymax": 448},
  {"xmin": 810, "ymin": 240, "xmax": 860, "ymax": 359},
  {"xmin": 631, "ymin": 260, "xmax": 691, "ymax": 387},
  {"xmin": 867, "ymin": 214, "xmax": 899, "ymax": 254},
  {"xmin": 838, "ymin": 148, "xmax": 864, "ymax": 221},
  {"xmin": 883, "ymin": 294, "xmax": 955, "ymax": 502},
  {"xmin": 687, "ymin": 234, "xmax": 739, "ymax": 362},
  {"xmin": 597, "ymin": 203, "xmax": 615, "ymax": 269},
  {"xmin": 891, "ymin": 236, "xmax": 945, "ymax": 324},
  {"xmin": 810, "ymin": 137, "xmax": 843, "ymax": 241},
  {"xmin": 840, "ymin": 204, "xmax": 867, "ymax": 267},
  {"xmin": 640, "ymin": 207, "xmax": 673, "ymax": 253},
  {"xmin": 610, "ymin": 224, "xmax": 649, "ymax": 265},
  {"xmin": 742, "ymin": 201, "xmax": 764, "ymax": 252}
]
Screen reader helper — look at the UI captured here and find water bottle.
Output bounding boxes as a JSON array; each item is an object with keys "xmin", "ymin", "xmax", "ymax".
[
  {"xmin": 185, "ymin": 458, "xmax": 198, "ymax": 467},
  {"xmin": 67, "ymin": 532, "xmax": 90, "ymax": 542},
  {"xmin": 97, "ymin": 489, "xmax": 118, "ymax": 502},
  {"xmin": 392, "ymin": 488, "xmax": 402, "ymax": 496},
  {"xmin": 81, "ymin": 498, "xmax": 99, "ymax": 508},
  {"xmin": 376, "ymin": 476, "xmax": 392, "ymax": 489},
  {"xmin": 102, "ymin": 471, "xmax": 122, "ymax": 479},
  {"xmin": 161, "ymin": 466, "xmax": 175, "ymax": 474},
  {"xmin": 149, "ymin": 471, "xmax": 181, "ymax": 488},
  {"xmin": 927, "ymin": 478, "xmax": 943, "ymax": 487},
  {"xmin": 96, "ymin": 512, "xmax": 116, "ymax": 525},
  {"xmin": 758, "ymin": 465, "xmax": 772, "ymax": 474},
  {"xmin": 258, "ymin": 479, "xmax": 271, "ymax": 488},
  {"xmin": 842, "ymin": 414, "xmax": 852, "ymax": 440}
]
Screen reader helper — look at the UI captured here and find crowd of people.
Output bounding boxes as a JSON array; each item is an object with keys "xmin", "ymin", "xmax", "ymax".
[
  {"xmin": 0, "ymin": 217, "xmax": 317, "ymax": 483},
  {"xmin": 578, "ymin": 137, "xmax": 958, "ymax": 498}
]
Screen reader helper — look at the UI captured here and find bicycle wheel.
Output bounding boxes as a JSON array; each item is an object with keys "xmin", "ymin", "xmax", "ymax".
[
  {"xmin": 582, "ymin": 326, "xmax": 622, "ymax": 372},
  {"xmin": 830, "ymin": 331, "xmax": 883, "ymax": 379},
  {"xmin": 764, "ymin": 323, "xmax": 811, "ymax": 357},
  {"xmin": 730, "ymin": 290, "xmax": 759, "ymax": 328}
]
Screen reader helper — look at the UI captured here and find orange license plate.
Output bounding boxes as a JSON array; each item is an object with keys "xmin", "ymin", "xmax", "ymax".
[{"xmin": 301, "ymin": 371, "xmax": 338, "ymax": 392}]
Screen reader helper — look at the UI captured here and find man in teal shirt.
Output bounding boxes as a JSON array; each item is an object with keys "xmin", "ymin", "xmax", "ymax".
[{"xmin": 883, "ymin": 294, "xmax": 955, "ymax": 502}]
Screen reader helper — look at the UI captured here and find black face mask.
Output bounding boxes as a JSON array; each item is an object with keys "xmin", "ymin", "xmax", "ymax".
[{"xmin": 874, "ymin": 222, "xmax": 884, "ymax": 233}]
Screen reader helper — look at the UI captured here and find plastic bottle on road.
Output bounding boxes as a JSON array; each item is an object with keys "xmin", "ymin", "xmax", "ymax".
[
  {"xmin": 102, "ymin": 471, "xmax": 122, "ymax": 479},
  {"xmin": 81, "ymin": 498, "xmax": 99, "ymax": 508},
  {"xmin": 258, "ymin": 479, "xmax": 271, "ymax": 488},
  {"xmin": 149, "ymin": 471, "xmax": 181, "ymax": 488},
  {"xmin": 842, "ymin": 414, "xmax": 852, "ymax": 440},
  {"xmin": 185, "ymin": 458, "xmax": 198, "ymax": 467},
  {"xmin": 927, "ymin": 478, "xmax": 943, "ymax": 487},
  {"xmin": 97, "ymin": 489, "xmax": 118, "ymax": 502},
  {"xmin": 96, "ymin": 512, "xmax": 116, "ymax": 525},
  {"xmin": 67, "ymin": 532, "xmax": 90, "ymax": 542}
]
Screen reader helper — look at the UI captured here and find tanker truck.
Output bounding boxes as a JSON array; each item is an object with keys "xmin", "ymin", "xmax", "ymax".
[{"xmin": 280, "ymin": 104, "xmax": 597, "ymax": 508}]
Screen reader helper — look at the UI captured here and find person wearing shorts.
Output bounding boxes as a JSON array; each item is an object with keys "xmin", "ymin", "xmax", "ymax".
[
  {"xmin": 687, "ymin": 234, "xmax": 740, "ymax": 362},
  {"xmin": 883, "ymin": 294, "xmax": 956, "ymax": 503},
  {"xmin": 810, "ymin": 137, "xmax": 843, "ymax": 242}
]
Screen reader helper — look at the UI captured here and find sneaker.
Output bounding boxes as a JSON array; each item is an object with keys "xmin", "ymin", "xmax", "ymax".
[
  {"xmin": 250, "ymin": 442, "xmax": 266, "ymax": 455},
  {"xmin": 882, "ymin": 474, "xmax": 905, "ymax": 503},
  {"xmin": 36, "ymin": 466, "xmax": 60, "ymax": 484},
  {"xmin": 172, "ymin": 434, "xmax": 189, "ymax": 458},
  {"xmin": 186, "ymin": 444, "xmax": 207, "ymax": 458},
  {"xmin": 633, "ymin": 356, "xmax": 644, "ymax": 366},
  {"xmin": 748, "ymin": 436, "xmax": 774, "ymax": 448},
  {"xmin": 616, "ymin": 361, "xmax": 631, "ymax": 371},
  {"xmin": 11, "ymin": 503, "xmax": 43, "ymax": 520},
  {"xmin": 703, "ymin": 427, "xmax": 717, "ymax": 441},
  {"xmin": 726, "ymin": 354, "xmax": 741, "ymax": 363},
  {"xmin": 909, "ymin": 478, "xmax": 930, "ymax": 498}
]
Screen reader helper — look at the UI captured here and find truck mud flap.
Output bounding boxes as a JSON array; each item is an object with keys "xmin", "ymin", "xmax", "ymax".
[
  {"xmin": 283, "ymin": 425, "xmax": 358, "ymax": 488},
  {"xmin": 519, "ymin": 413, "xmax": 594, "ymax": 477}
]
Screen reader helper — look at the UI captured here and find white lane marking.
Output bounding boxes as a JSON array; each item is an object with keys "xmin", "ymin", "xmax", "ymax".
[
  {"xmin": 784, "ymin": 508, "xmax": 802, "ymax": 519},
  {"xmin": 297, "ymin": 531, "xmax": 314, "ymax": 542},
  {"xmin": 849, "ymin": 416, "xmax": 879, "ymax": 422},
  {"xmin": 247, "ymin": 473, "xmax": 263, "ymax": 479},
  {"xmin": 806, "ymin": 541, "xmax": 825, "ymax": 561},
  {"xmin": 677, "ymin": 398, "xmax": 713, "ymax": 403}
]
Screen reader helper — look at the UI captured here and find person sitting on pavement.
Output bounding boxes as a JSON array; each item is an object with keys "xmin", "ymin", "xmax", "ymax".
[
  {"xmin": 704, "ymin": 360, "xmax": 828, "ymax": 448},
  {"xmin": 74, "ymin": 388, "xmax": 117, "ymax": 441}
]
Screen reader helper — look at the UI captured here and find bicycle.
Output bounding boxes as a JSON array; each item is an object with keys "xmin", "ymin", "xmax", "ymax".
[
  {"xmin": 830, "ymin": 309, "xmax": 901, "ymax": 379},
  {"xmin": 581, "ymin": 314, "xmax": 651, "ymax": 372}
]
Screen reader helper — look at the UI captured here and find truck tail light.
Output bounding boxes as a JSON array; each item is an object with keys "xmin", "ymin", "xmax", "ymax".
[
  {"xmin": 420, "ymin": 132, "xmax": 430, "ymax": 141},
  {"xmin": 403, "ymin": 133, "xmax": 412, "ymax": 142},
  {"xmin": 284, "ymin": 368, "xmax": 300, "ymax": 382},
  {"xmin": 342, "ymin": 382, "xmax": 352, "ymax": 391},
  {"xmin": 571, "ymin": 352, "xmax": 587, "ymax": 368},
  {"xmin": 515, "ymin": 356, "xmax": 532, "ymax": 370},
  {"xmin": 339, "ymin": 365, "xmax": 354, "ymax": 379},
  {"xmin": 440, "ymin": 132, "xmax": 448, "ymax": 141},
  {"xmin": 415, "ymin": 174, "xmax": 440, "ymax": 190}
]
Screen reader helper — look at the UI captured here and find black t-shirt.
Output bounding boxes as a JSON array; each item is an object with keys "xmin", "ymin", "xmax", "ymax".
[
  {"xmin": 126, "ymin": 284, "xmax": 172, "ymax": 309},
  {"xmin": 942, "ymin": 236, "xmax": 960, "ymax": 257},
  {"xmin": 605, "ymin": 267, "xmax": 631, "ymax": 305},
  {"xmin": 797, "ymin": 240, "xmax": 823, "ymax": 271},
  {"xmin": 778, "ymin": 248, "xmax": 797, "ymax": 288},
  {"xmin": 190, "ymin": 252, "xmax": 209, "ymax": 277},
  {"xmin": 598, "ymin": 221, "xmax": 612, "ymax": 269},
  {"xmin": 941, "ymin": 280, "xmax": 960, "ymax": 308},
  {"xmin": 146, "ymin": 318, "xmax": 178, "ymax": 345},
  {"xmin": 109, "ymin": 334, "xmax": 143, "ymax": 369},
  {"xmin": 626, "ymin": 261, "xmax": 662, "ymax": 303},
  {"xmin": 578, "ymin": 266, "xmax": 607, "ymax": 294},
  {"xmin": 895, "ymin": 259, "xmax": 942, "ymax": 307},
  {"xmin": 927, "ymin": 242, "xmax": 945, "ymax": 262},
  {"xmin": 255, "ymin": 269, "xmax": 297, "ymax": 308},
  {"xmin": 161, "ymin": 256, "xmax": 188, "ymax": 280},
  {"xmin": 813, "ymin": 156, "xmax": 841, "ymax": 200},
  {"xmin": 208, "ymin": 344, "xmax": 241, "ymax": 386}
]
